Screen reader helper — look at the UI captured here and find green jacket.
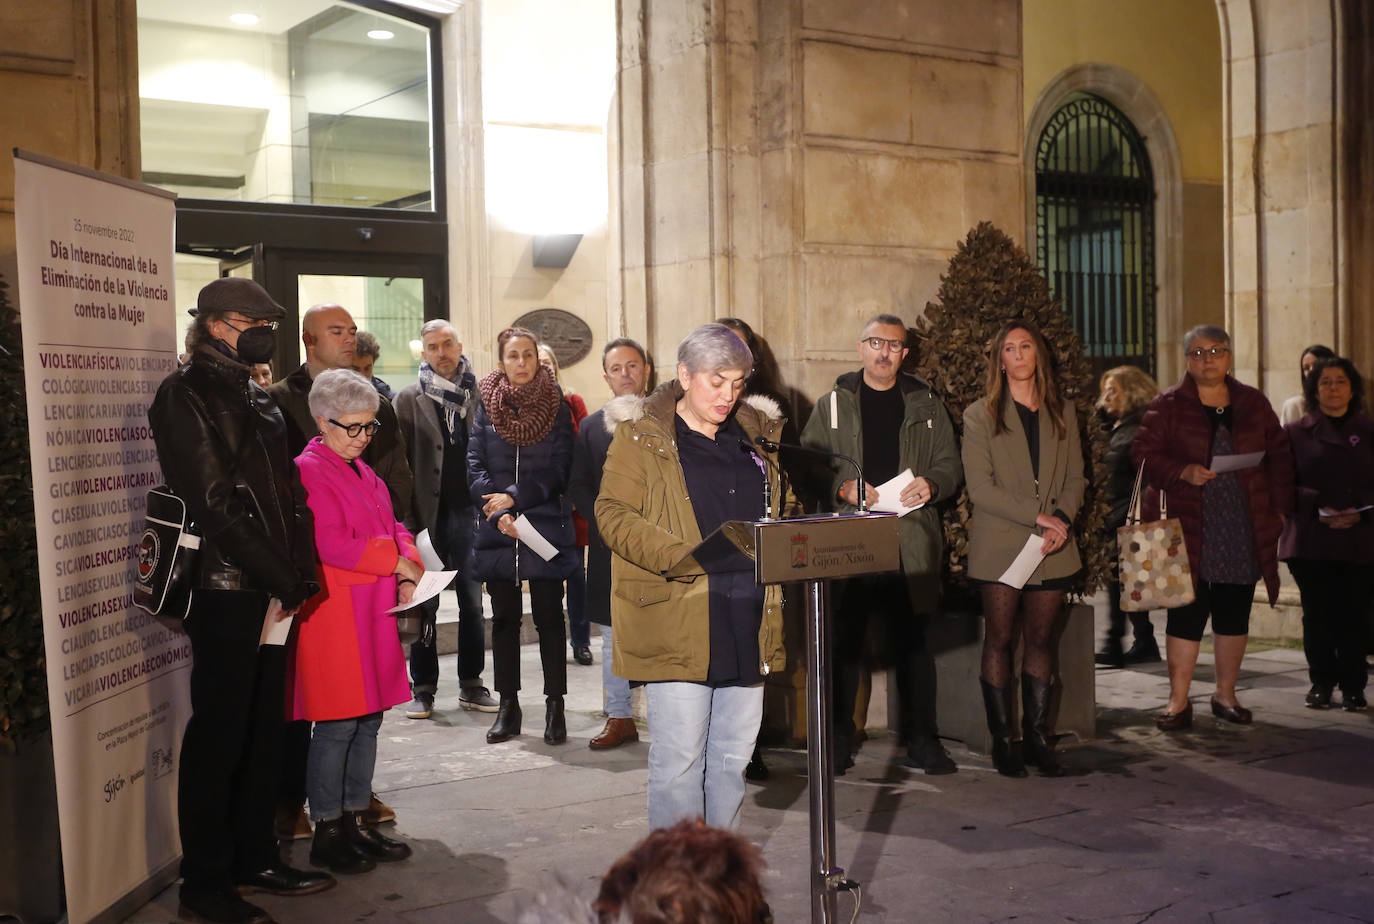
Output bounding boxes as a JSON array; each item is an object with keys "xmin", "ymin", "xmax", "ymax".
[
  {"xmin": 595, "ymin": 382, "xmax": 789, "ymax": 682},
  {"xmin": 799, "ymin": 370, "xmax": 963, "ymax": 612}
]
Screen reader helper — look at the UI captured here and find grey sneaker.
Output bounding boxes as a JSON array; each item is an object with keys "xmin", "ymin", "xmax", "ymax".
[
  {"xmin": 405, "ymin": 694, "xmax": 434, "ymax": 719},
  {"xmin": 459, "ymin": 686, "xmax": 499, "ymax": 712}
]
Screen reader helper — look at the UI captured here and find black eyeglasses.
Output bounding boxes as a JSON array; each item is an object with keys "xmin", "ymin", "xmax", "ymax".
[
  {"xmin": 863, "ymin": 336, "xmax": 905, "ymax": 352},
  {"xmin": 328, "ymin": 418, "xmax": 382, "ymax": 439},
  {"xmin": 223, "ymin": 317, "xmax": 280, "ymax": 332},
  {"xmin": 1185, "ymin": 346, "xmax": 1230, "ymax": 359}
]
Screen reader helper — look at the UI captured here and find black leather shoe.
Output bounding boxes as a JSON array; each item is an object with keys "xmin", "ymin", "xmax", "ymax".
[
  {"xmin": 1342, "ymin": 691, "xmax": 1367, "ymax": 711},
  {"xmin": 1123, "ymin": 637, "xmax": 1162, "ymax": 664},
  {"xmin": 1305, "ymin": 684, "xmax": 1334, "ymax": 708},
  {"xmin": 487, "ymin": 695, "xmax": 522, "ymax": 743},
  {"xmin": 309, "ymin": 817, "xmax": 376, "ymax": 875},
  {"xmin": 1094, "ymin": 641, "xmax": 1125, "ymax": 668},
  {"xmin": 179, "ymin": 887, "xmax": 273, "ymax": 923},
  {"xmin": 745, "ymin": 746, "xmax": 769, "ymax": 781},
  {"xmin": 344, "ymin": 811, "xmax": 412, "ymax": 862},
  {"xmin": 904, "ymin": 735, "xmax": 957, "ymax": 775},
  {"xmin": 235, "ymin": 865, "xmax": 335, "ymax": 896},
  {"xmin": 980, "ymin": 680, "xmax": 1028, "ymax": 777},
  {"xmin": 573, "ymin": 645, "xmax": 594, "ymax": 665},
  {"xmin": 1210, "ymin": 698, "xmax": 1253, "ymax": 724},
  {"xmin": 544, "ymin": 695, "xmax": 567, "ymax": 744}
]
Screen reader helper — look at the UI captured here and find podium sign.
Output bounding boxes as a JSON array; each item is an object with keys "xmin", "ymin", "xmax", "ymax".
[{"xmin": 754, "ymin": 512, "xmax": 899, "ymax": 585}]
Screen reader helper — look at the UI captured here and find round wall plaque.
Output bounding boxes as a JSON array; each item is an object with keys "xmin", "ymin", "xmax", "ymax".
[{"xmin": 513, "ymin": 308, "xmax": 593, "ymax": 367}]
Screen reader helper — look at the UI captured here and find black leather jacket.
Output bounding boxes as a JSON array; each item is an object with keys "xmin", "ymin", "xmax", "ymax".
[{"xmin": 149, "ymin": 345, "xmax": 319, "ymax": 606}]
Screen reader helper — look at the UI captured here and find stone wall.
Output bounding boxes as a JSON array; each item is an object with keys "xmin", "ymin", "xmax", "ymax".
[{"xmin": 614, "ymin": 0, "xmax": 1024, "ymax": 403}]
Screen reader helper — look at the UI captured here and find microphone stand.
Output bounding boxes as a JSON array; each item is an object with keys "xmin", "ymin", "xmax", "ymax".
[{"xmin": 754, "ymin": 436, "xmax": 868, "ymax": 513}]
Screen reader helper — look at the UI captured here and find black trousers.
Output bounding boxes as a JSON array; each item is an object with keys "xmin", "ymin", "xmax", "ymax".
[
  {"xmin": 1288, "ymin": 558, "xmax": 1372, "ymax": 694},
  {"xmin": 487, "ymin": 579, "xmax": 566, "ymax": 697},
  {"xmin": 832, "ymin": 573, "xmax": 937, "ymax": 745},
  {"xmin": 179, "ymin": 589, "xmax": 283, "ymax": 891}
]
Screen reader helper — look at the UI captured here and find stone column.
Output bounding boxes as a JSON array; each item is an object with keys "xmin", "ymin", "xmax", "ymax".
[
  {"xmin": 1216, "ymin": 0, "xmax": 1345, "ymax": 394},
  {"xmin": 613, "ymin": 0, "xmax": 1024, "ymax": 398}
]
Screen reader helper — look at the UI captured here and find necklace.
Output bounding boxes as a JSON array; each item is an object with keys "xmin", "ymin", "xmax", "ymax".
[{"xmin": 1215, "ymin": 405, "xmax": 1226, "ymax": 415}]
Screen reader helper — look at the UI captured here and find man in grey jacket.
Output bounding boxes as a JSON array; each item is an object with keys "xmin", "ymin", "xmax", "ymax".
[
  {"xmin": 800, "ymin": 313, "xmax": 964, "ymax": 774},
  {"xmin": 394, "ymin": 319, "xmax": 495, "ymax": 718}
]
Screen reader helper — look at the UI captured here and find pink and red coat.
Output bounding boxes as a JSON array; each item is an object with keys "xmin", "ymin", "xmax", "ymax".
[{"xmin": 288, "ymin": 436, "xmax": 419, "ymax": 722}]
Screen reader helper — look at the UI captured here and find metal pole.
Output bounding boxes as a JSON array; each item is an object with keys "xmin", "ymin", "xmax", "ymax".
[{"xmin": 805, "ymin": 578, "xmax": 839, "ymax": 924}]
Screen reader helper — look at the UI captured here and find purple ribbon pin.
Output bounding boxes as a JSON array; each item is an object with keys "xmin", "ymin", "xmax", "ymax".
[{"xmin": 1351, "ymin": 434, "xmax": 1361, "ymax": 448}]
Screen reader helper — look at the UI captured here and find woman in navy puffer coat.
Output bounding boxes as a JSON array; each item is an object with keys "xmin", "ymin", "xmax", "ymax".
[{"xmin": 467, "ymin": 327, "xmax": 577, "ymax": 746}]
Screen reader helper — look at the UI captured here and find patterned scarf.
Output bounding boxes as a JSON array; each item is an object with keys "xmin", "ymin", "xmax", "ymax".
[
  {"xmin": 418, "ymin": 357, "xmax": 476, "ymax": 446},
  {"xmin": 477, "ymin": 364, "xmax": 561, "ymax": 447}
]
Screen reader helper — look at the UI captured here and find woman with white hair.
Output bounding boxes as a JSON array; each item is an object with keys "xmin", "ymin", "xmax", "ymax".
[
  {"xmin": 596, "ymin": 323, "xmax": 790, "ymax": 830},
  {"xmin": 291, "ymin": 369, "xmax": 422, "ymax": 874}
]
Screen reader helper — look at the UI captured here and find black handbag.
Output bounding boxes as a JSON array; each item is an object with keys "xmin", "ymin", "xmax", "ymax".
[{"xmin": 133, "ymin": 485, "xmax": 201, "ymax": 622}]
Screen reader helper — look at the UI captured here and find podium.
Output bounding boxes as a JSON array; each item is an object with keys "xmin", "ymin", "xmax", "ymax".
[{"xmin": 676, "ymin": 511, "xmax": 900, "ymax": 923}]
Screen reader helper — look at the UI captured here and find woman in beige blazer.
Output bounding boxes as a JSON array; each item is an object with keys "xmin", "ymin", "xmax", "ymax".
[{"xmin": 962, "ymin": 320, "xmax": 1085, "ymax": 778}]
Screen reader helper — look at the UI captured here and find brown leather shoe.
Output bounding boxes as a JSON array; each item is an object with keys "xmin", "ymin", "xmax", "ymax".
[
  {"xmin": 1155, "ymin": 702, "xmax": 1193, "ymax": 731},
  {"xmin": 362, "ymin": 792, "xmax": 395, "ymax": 826},
  {"xmin": 1210, "ymin": 698, "xmax": 1253, "ymax": 724},
  {"xmin": 589, "ymin": 717, "xmax": 639, "ymax": 750},
  {"xmin": 274, "ymin": 802, "xmax": 312, "ymax": 841}
]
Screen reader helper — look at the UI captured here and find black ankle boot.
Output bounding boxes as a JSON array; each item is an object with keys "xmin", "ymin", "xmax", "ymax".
[
  {"xmin": 1123, "ymin": 635, "xmax": 1162, "ymax": 664},
  {"xmin": 1094, "ymin": 638, "xmax": 1125, "ymax": 668},
  {"xmin": 487, "ymin": 695, "xmax": 522, "ymax": 743},
  {"xmin": 343, "ymin": 811, "xmax": 411, "ymax": 862},
  {"xmin": 980, "ymin": 680, "xmax": 1027, "ymax": 778},
  {"xmin": 1021, "ymin": 675, "xmax": 1063, "ymax": 777},
  {"xmin": 544, "ymin": 695, "xmax": 566, "ymax": 744},
  {"xmin": 309, "ymin": 817, "xmax": 376, "ymax": 874}
]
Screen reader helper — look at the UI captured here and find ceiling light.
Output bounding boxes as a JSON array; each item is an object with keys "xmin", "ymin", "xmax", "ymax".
[
  {"xmin": 229, "ymin": 13, "xmax": 259, "ymax": 26},
  {"xmin": 367, "ymin": 29, "xmax": 396, "ymax": 40}
]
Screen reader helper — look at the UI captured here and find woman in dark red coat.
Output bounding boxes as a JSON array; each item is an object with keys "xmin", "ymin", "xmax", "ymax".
[
  {"xmin": 1132, "ymin": 326, "xmax": 1293, "ymax": 730},
  {"xmin": 1279, "ymin": 357, "xmax": 1374, "ymax": 711}
]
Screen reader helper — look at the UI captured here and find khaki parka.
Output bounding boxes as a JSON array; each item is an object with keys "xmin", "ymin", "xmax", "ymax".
[
  {"xmin": 595, "ymin": 382, "xmax": 792, "ymax": 683},
  {"xmin": 799, "ymin": 370, "xmax": 964, "ymax": 613}
]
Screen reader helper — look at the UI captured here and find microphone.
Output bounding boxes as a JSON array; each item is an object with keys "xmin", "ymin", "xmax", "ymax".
[
  {"xmin": 752, "ymin": 435, "xmax": 868, "ymax": 513},
  {"xmin": 738, "ymin": 439, "xmax": 775, "ymax": 521}
]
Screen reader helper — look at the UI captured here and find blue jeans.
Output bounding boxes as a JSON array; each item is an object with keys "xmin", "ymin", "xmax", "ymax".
[
  {"xmin": 601, "ymin": 623, "xmax": 632, "ymax": 719},
  {"xmin": 410, "ymin": 506, "xmax": 486, "ymax": 693},
  {"xmin": 307, "ymin": 712, "xmax": 382, "ymax": 822},
  {"xmin": 644, "ymin": 682, "xmax": 763, "ymax": 830}
]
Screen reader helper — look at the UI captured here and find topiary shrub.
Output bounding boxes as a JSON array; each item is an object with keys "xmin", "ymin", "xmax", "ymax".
[
  {"xmin": 0, "ymin": 273, "xmax": 48, "ymax": 751},
  {"xmin": 914, "ymin": 222, "xmax": 1112, "ymax": 598}
]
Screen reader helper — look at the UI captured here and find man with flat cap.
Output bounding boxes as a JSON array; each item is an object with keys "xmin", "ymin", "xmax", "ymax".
[{"xmin": 150, "ymin": 277, "xmax": 335, "ymax": 923}]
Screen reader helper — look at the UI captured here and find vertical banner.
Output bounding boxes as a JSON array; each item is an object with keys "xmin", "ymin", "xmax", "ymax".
[{"xmin": 14, "ymin": 152, "xmax": 190, "ymax": 924}]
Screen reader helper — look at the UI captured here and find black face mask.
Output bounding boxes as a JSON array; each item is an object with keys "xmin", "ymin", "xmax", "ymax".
[{"xmin": 233, "ymin": 325, "xmax": 277, "ymax": 364}]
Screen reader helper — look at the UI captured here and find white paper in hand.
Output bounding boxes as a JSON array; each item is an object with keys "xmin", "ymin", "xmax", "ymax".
[
  {"xmin": 414, "ymin": 528, "xmax": 445, "ymax": 570},
  {"xmin": 513, "ymin": 514, "xmax": 559, "ymax": 561},
  {"xmin": 872, "ymin": 468, "xmax": 925, "ymax": 516},
  {"xmin": 259, "ymin": 597, "xmax": 293, "ymax": 647},
  {"xmin": 1209, "ymin": 451, "xmax": 1264, "ymax": 473},
  {"xmin": 996, "ymin": 535, "xmax": 1046, "ymax": 590},
  {"xmin": 385, "ymin": 569, "xmax": 457, "ymax": 614}
]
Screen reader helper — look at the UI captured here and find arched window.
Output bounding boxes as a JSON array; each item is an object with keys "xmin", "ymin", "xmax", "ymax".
[{"xmin": 1035, "ymin": 95, "xmax": 1156, "ymax": 376}]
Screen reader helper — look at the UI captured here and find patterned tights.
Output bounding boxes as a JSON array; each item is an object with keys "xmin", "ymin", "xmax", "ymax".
[{"xmin": 980, "ymin": 583, "xmax": 1065, "ymax": 688}]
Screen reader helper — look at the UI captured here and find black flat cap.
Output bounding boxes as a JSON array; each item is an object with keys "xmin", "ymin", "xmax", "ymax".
[{"xmin": 195, "ymin": 277, "xmax": 286, "ymax": 321}]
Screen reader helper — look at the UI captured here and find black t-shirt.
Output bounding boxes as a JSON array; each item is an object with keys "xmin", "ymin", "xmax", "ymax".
[
  {"xmin": 1015, "ymin": 400, "xmax": 1040, "ymax": 481},
  {"xmin": 860, "ymin": 381, "xmax": 905, "ymax": 486}
]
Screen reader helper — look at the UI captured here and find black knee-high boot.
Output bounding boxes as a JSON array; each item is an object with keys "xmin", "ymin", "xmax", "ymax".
[
  {"xmin": 1020, "ymin": 675, "xmax": 1062, "ymax": 777},
  {"xmin": 980, "ymin": 679, "xmax": 1027, "ymax": 778}
]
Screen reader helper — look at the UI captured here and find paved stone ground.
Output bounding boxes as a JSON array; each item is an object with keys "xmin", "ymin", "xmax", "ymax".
[{"xmin": 125, "ymin": 607, "xmax": 1374, "ymax": 923}]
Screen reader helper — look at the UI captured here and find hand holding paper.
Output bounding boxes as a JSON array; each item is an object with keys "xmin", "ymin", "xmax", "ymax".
[
  {"xmin": 872, "ymin": 469, "xmax": 926, "ymax": 517},
  {"xmin": 386, "ymin": 569, "xmax": 457, "ymax": 614},
  {"xmin": 996, "ymin": 535, "xmax": 1046, "ymax": 590}
]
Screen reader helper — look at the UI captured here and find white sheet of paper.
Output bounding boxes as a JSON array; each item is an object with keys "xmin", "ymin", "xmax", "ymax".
[
  {"xmin": 1209, "ymin": 451, "xmax": 1264, "ymax": 473},
  {"xmin": 414, "ymin": 528, "xmax": 445, "ymax": 570},
  {"xmin": 513, "ymin": 514, "xmax": 559, "ymax": 561},
  {"xmin": 259, "ymin": 597, "xmax": 293, "ymax": 647},
  {"xmin": 1318, "ymin": 505, "xmax": 1374, "ymax": 516},
  {"xmin": 997, "ymin": 535, "xmax": 1046, "ymax": 590},
  {"xmin": 871, "ymin": 468, "xmax": 925, "ymax": 517},
  {"xmin": 385, "ymin": 569, "xmax": 457, "ymax": 614}
]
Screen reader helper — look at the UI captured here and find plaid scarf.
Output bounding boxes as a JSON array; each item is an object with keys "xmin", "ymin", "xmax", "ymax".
[
  {"xmin": 477, "ymin": 364, "xmax": 561, "ymax": 447},
  {"xmin": 418, "ymin": 358, "xmax": 476, "ymax": 446}
]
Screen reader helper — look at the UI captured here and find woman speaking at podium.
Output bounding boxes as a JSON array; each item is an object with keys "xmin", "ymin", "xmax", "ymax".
[{"xmin": 596, "ymin": 323, "xmax": 790, "ymax": 830}]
